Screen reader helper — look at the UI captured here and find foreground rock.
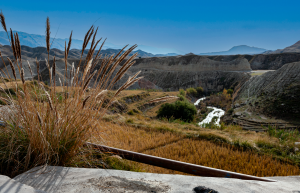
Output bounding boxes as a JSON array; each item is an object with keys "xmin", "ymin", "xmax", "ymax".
[
  {"xmin": 13, "ymin": 166, "xmax": 300, "ymax": 193},
  {"xmin": 0, "ymin": 175, "xmax": 45, "ymax": 193}
]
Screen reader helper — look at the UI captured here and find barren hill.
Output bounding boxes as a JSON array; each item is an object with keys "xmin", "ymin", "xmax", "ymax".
[
  {"xmin": 265, "ymin": 40, "xmax": 300, "ymax": 54},
  {"xmin": 234, "ymin": 62, "xmax": 300, "ymax": 121}
]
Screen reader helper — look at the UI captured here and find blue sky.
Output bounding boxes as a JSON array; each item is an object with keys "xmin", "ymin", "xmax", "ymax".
[{"xmin": 1, "ymin": 0, "xmax": 300, "ymax": 54}]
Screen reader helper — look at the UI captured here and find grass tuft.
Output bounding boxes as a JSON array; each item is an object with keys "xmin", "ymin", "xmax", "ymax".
[{"xmin": 0, "ymin": 14, "xmax": 141, "ymax": 177}]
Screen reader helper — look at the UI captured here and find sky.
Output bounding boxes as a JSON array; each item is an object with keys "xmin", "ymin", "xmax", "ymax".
[{"xmin": 1, "ymin": 0, "xmax": 300, "ymax": 54}]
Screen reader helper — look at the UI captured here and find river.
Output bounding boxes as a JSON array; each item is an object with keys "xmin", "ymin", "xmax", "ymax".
[{"xmin": 194, "ymin": 97, "xmax": 225, "ymax": 127}]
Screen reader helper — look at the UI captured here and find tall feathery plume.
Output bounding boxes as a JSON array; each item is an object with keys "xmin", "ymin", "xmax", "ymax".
[
  {"xmin": 45, "ymin": 58, "xmax": 50, "ymax": 69},
  {"xmin": 20, "ymin": 67, "xmax": 26, "ymax": 93},
  {"xmin": 78, "ymin": 26, "xmax": 94, "ymax": 68},
  {"xmin": 36, "ymin": 112, "xmax": 43, "ymax": 125},
  {"xmin": 10, "ymin": 29, "xmax": 17, "ymax": 60},
  {"xmin": 27, "ymin": 60, "xmax": 33, "ymax": 78},
  {"xmin": 71, "ymin": 62, "xmax": 74, "ymax": 77},
  {"xmin": 90, "ymin": 38, "xmax": 103, "ymax": 69},
  {"xmin": 59, "ymin": 78, "xmax": 63, "ymax": 87},
  {"xmin": 40, "ymin": 83, "xmax": 54, "ymax": 110},
  {"xmin": 64, "ymin": 41, "xmax": 67, "ymax": 86},
  {"xmin": 53, "ymin": 56, "xmax": 56, "ymax": 88},
  {"xmin": 36, "ymin": 58, "xmax": 40, "ymax": 82},
  {"xmin": 86, "ymin": 27, "xmax": 98, "ymax": 62},
  {"xmin": 82, "ymin": 70, "xmax": 97, "ymax": 92},
  {"xmin": 46, "ymin": 16, "xmax": 51, "ymax": 80},
  {"xmin": 113, "ymin": 61, "xmax": 136, "ymax": 85},
  {"xmin": 95, "ymin": 89, "xmax": 108, "ymax": 100},
  {"xmin": 46, "ymin": 17, "xmax": 51, "ymax": 54},
  {"xmin": 20, "ymin": 68, "xmax": 25, "ymax": 84},
  {"xmin": 7, "ymin": 57, "xmax": 16, "ymax": 80},
  {"xmin": 0, "ymin": 11, "xmax": 7, "ymax": 32},
  {"xmin": 15, "ymin": 32, "xmax": 22, "ymax": 68},
  {"xmin": 82, "ymin": 59, "xmax": 93, "ymax": 81},
  {"xmin": 67, "ymin": 31, "xmax": 72, "ymax": 56},
  {"xmin": 82, "ymin": 95, "xmax": 90, "ymax": 109},
  {"xmin": 70, "ymin": 77, "xmax": 74, "ymax": 87},
  {"xmin": 0, "ymin": 11, "xmax": 11, "ymax": 50},
  {"xmin": 81, "ymin": 26, "xmax": 94, "ymax": 56},
  {"xmin": 49, "ymin": 67, "xmax": 52, "ymax": 86},
  {"xmin": 91, "ymin": 38, "xmax": 106, "ymax": 71},
  {"xmin": 65, "ymin": 31, "xmax": 72, "ymax": 87},
  {"xmin": 59, "ymin": 77, "xmax": 63, "ymax": 92}
]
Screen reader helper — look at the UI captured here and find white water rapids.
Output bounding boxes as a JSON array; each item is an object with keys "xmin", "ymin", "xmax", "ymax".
[{"xmin": 194, "ymin": 97, "xmax": 225, "ymax": 127}]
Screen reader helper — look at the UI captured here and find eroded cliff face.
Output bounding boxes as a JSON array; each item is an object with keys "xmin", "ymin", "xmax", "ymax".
[
  {"xmin": 130, "ymin": 70, "xmax": 250, "ymax": 94},
  {"xmin": 132, "ymin": 55, "xmax": 251, "ymax": 72},
  {"xmin": 208, "ymin": 53, "xmax": 300, "ymax": 70},
  {"xmin": 111, "ymin": 55, "xmax": 251, "ymax": 93},
  {"xmin": 234, "ymin": 62, "xmax": 300, "ymax": 120}
]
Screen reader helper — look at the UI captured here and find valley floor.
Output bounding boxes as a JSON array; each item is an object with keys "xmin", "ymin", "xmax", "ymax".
[{"xmin": 86, "ymin": 90, "xmax": 300, "ymax": 177}]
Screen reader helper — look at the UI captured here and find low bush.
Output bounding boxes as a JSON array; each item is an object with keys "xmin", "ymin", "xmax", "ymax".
[
  {"xmin": 127, "ymin": 110, "xmax": 135, "ymax": 115},
  {"xmin": 227, "ymin": 89, "xmax": 233, "ymax": 95},
  {"xmin": 196, "ymin": 87, "xmax": 204, "ymax": 97},
  {"xmin": 157, "ymin": 100, "xmax": 197, "ymax": 122},
  {"xmin": 266, "ymin": 125, "xmax": 300, "ymax": 143},
  {"xmin": 179, "ymin": 89, "xmax": 185, "ymax": 96},
  {"xmin": 186, "ymin": 87, "xmax": 197, "ymax": 98},
  {"xmin": 227, "ymin": 108, "xmax": 234, "ymax": 114}
]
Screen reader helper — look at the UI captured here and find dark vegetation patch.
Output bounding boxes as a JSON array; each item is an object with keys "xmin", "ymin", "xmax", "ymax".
[{"xmin": 157, "ymin": 100, "xmax": 197, "ymax": 122}]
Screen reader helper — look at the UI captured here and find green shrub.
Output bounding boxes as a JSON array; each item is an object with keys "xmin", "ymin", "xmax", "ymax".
[
  {"xmin": 227, "ymin": 89, "xmax": 233, "ymax": 95},
  {"xmin": 157, "ymin": 100, "xmax": 197, "ymax": 122},
  {"xmin": 127, "ymin": 110, "xmax": 134, "ymax": 115},
  {"xmin": 179, "ymin": 89, "xmax": 185, "ymax": 96},
  {"xmin": 227, "ymin": 108, "xmax": 234, "ymax": 114},
  {"xmin": 186, "ymin": 88, "xmax": 198, "ymax": 98},
  {"xmin": 177, "ymin": 94, "xmax": 186, "ymax": 101},
  {"xmin": 132, "ymin": 109, "xmax": 140, "ymax": 113},
  {"xmin": 126, "ymin": 119, "xmax": 134, "ymax": 124},
  {"xmin": 266, "ymin": 125, "xmax": 300, "ymax": 143},
  {"xmin": 196, "ymin": 87, "xmax": 204, "ymax": 97}
]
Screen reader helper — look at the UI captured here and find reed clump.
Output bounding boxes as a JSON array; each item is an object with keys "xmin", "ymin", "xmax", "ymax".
[{"xmin": 0, "ymin": 12, "xmax": 141, "ymax": 177}]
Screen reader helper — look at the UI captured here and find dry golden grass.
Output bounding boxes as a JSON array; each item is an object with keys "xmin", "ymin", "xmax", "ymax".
[
  {"xmin": 121, "ymin": 112, "xmax": 280, "ymax": 146},
  {"xmin": 142, "ymin": 139, "xmax": 300, "ymax": 177},
  {"xmin": 89, "ymin": 118, "xmax": 299, "ymax": 177},
  {"xmin": 0, "ymin": 13, "xmax": 143, "ymax": 177},
  {"xmin": 117, "ymin": 90, "xmax": 179, "ymax": 117},
  {"xmin": 91, "ymin": 120, "xmax": 183, "ymax": 153}
]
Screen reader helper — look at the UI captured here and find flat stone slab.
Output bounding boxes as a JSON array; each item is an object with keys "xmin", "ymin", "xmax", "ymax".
[
  {"xmin": 13, "ymin": 166, "xmax": 300, "ymax": 193},
  {"xmin": 0, "ymin": 174, "xmax": 46, "ymax": 193}
]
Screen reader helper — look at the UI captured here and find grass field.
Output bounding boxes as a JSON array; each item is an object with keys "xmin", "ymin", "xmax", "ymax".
[
  {"xmin": 0, "ymin": 81, "xmax": 299, "ymax": 177},
  {"xmin": 91, "ymin": 119, "xmax": 299, "ymax": 176},
  {"xmin": 86, "ymin": 89, "xmax": 300, "ymax": 177}
]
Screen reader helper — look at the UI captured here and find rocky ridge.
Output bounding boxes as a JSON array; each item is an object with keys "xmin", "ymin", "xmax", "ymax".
[
  {"xmin": 234, "ymin": 62, "xmax": 300, "ymax": 122},
  {"xmin": 207, "ymin": 53, "xmax": 300, "ymax": 70}
]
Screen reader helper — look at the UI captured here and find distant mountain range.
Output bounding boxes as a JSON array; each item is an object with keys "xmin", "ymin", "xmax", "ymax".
[
  {"xmin": 264, "ymin": 40, "xmax": 300, "ymax": 54},
  {"xmin": 199, "ymin": 45, "xmax": 267, "ymax": 55},
  {"xmin": 0, "ymin": 44, "xmax": 179, "ymax": 60},
  {"xmin": 0, "ymin": 31, "xmax": 180, "ymax": 56}
]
